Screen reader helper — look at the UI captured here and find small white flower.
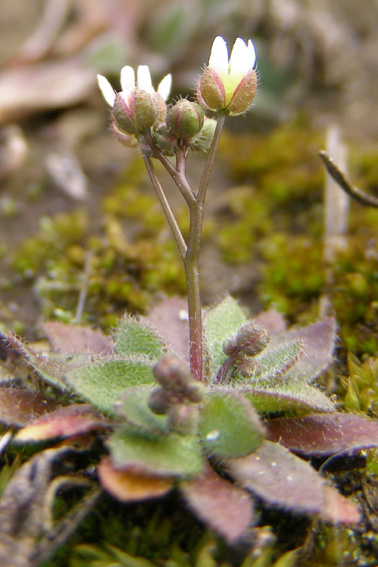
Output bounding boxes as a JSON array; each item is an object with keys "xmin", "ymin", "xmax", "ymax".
[
  {"xmin": 208, "ymin": 36, "xmax": 256, "ymax": 103},
  {"xmin": 97, "ymin": 65, "xmax": 172, "ymax": 107},
  {"xmin": 197, "ymin": 36, "xmax": 257, "ymax": 116}
]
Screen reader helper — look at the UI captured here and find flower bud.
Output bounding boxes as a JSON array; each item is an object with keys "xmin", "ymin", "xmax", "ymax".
[
  {"xmin": 235, "ymin": 322, "xmax": 269, "ymax": 357},
  {"xmin": 153, "ymin": 354, "xmax": 193, "ymax": 393},
  {"xmin": 168, "ymin": 404, "xmax": 199, "ymax": 435},
  {"xmin": 152, "ymin": 122, "xmax": 178, "ymax": 155},
  {"xmin": 148, "ymin": 387, "xmax": 170, "ymax": 415},
  {"xmin": 113, "ymin": 89, "xmax": 158, "ymax": 135},
  {"xmin": 166, "ymin": 99, "xmax": 204, "ymax": 140},
  {"xmin": 189, "ymin": 117, "xmax": 217, "ymax": 153}
]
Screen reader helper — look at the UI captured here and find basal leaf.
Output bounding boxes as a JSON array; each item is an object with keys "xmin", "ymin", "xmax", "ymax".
[
  {"xmin": 199, "ymin": 391, "xmax": 264, "ymax": 458},
  {"xmin": 116, "ymin": 388, "xmax": 169, "ymax": 435},
  {"xmin": 114, "ymin": 315, "xmax": 165, "ymax": 360},
  {"xmin": 245, "ymin": 383, "xmax": 335, "ymax": 415},
  {"xmin": 265, "ymin": 412, "xmax": 378, "ymax": 456},
  {"xmin": 181, "ymin": 462, "xmax": 254, "ymax": 543},
  {"xmin": 250, "ymin": 339, "xmax": 304, "ymax": 383},
  {"xmin": 98, "ymin": 457, "xmax": 173, "ymax": 501},
  {"xmin": 7, "ymin": 334, "xmax": 92, "ymax": 390},
  {"xmin": 41, "ymin": 321, "xmax": 114, "ymax": 355},
  {"xmin": 0, "ymin": 387, "xmax": 59, "ymax": 427},
  {"xmin": 107, "ymin": 426, "xmax": 203, "ymax": 477},
  {"xmin": 65, "ymin": 358, "xmax": 155, "ymax": 415},
  {"xmin": 203, "ymin": 296, "xmax": 247, "ymax": 380},
  {"xmin": 271, "ymin": 317, "xmax": 336, "ymax": 384},
  {"xmin": 15, "ymin": 404, "xmax": 112, "ymax": 442}
]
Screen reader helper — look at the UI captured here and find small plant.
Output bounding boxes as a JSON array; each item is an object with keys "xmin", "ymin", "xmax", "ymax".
[{"xmin": 2, "ymin": 35, "xmax": 378, "ymax": 565}]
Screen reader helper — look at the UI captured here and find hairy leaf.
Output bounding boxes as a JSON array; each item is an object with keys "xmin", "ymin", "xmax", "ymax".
[
  {"xmin": 226, "ymin": 440, "xmax": 359, "ymax": 522},
  {"xmin": 15, "ymin": 404, "xmax": 112, "ymax": 442},
  {"xmin": 116, "ymin": 388, "xmax": 169, "ymax": 435},
  {"xmin": 265, "ymin": 412, "xmax": 378, "ymax": 456},
  {"xmin": 203, "ymin": 296, "xmax": 247, "ymax": 379},
  {"xmin": 144, "ymin": 297, "xmax": 189, "ymax": 360},
  {"xmin": 114, "ymin": 315, "xmax": 165, "ymax": 360},
  {"xmin": 270, "ymin": 317, "xmax": 336, "ymax": 384},
  {"xmin": 0, "ymin": 387, "xmax": 59, "ymax": 427},
  {"xmin": 108, "ymin": 426, "xmax": 203, "ymax": 477},
  {"xmin": 200, "ymin": 392, "xmax": 264, "ymax": 458},
  {"xmin": 7, "ymin": 334, "xmax": 92, "ymax": 389},
  {"xmin": 181, "ymin": 462, "xmax": 253, "ymax": 543},
  {"xmin": 249, "ymin": 339, "xmax": 304, "ymax": 383},
  {"xmin": 245, "ymin": 383, "xmax": 335, "ymax": 414},
  {"xmin": 65, "ymin": 358, "xmax": 155, "ymax": 415},
  {"xmin": 41, "ymin": 322, "xmax": 114, "ymax": 355},
  {"xmin": 98, "ymin": 457, "xmax": 173, "ymax": 501}
]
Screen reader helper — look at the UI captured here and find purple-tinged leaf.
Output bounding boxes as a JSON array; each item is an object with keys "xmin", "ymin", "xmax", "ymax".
[
  {"xmin": 41, "ymin": 322, "xmax": 114, "ymax": 355},
  {"xmin": 14, "ymin": 404, "xmax": 112, "ymax": 442},
  {"xmin": 7, "ymin": 334, "xmax": 93, "ymax": 389},
  {"xmin": 255, "ymin": 310, "xmax": 286, "ymax": 334},
  {"xmin": 144, "ymin": 297, "xmax": 189, "ymax": 360},
  {"xmin": 322, "ymin": 485, "xmax": 360, "ymax": 524},
  {"xmin": 265, "ymin": 412, "xmax": 378, "ymax": 456},
  {"xmin": 98, "ymin": 457, "xmax": 173, "ymax": 502},
  {"xmin": 181, "ymin": 462, "xmax": 254, "ymax": 543},
  {"xmin": 272, "ymin": 317, "xmax": 336, "ymax": 384},
  {"xmin": 0, "ymin": 387, "xmax": 59, "ymax": 427},
  {"xmin": 226, "ymin": 440, "xmax": 326, "ymax": 516}
]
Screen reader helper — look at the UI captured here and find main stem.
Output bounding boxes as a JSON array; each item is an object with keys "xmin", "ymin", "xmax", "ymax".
[{"xmin": 143, "ymin": 115, "xmax": 226, "ymax": 381}]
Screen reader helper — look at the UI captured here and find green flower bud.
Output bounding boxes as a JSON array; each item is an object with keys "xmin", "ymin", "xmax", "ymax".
[
  {"xmin": 189, "ymin": 117, "xmax": 217, "ymax": 153},
  {"xmin": 113, "ymin": 89, "xmax": 158, "ymax": 135},
  {"xmin": 166, "ymin": 99, "xmax": 204, "ymax": 139},
  {"xmin": 152, "ymin": 122, "xmax": 178, "ymax": 155}
]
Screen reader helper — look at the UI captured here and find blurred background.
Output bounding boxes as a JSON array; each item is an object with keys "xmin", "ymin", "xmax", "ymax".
[{"xmin": 0, "ymin": 0, "xmax": 377, "ymax": 345}]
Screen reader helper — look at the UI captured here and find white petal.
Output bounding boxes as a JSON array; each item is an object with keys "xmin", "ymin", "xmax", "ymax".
[
  {"xmin": 97, "ymin": 74, "xmax": 116, "ymax": 107},
  {"xmin": 157, "ymin": 74, "xmax": 172, "ymax": 101},
  {"xmin": 208, "ymin": 36, "xmax": 229, "ymax": 76},
  {"xmin": 229, "ymin": 38, "xmax": 250, "ymax": 78},
  {"xmin": 247, "ymin": 39, "xmax": 256, "ymax": 68},
  {"xmin": 120, "ymin": 66, "xmax": 135, "ymax": 93},
  {"xmin": 137, "ymin": 65, "xmax": 153, "ymax": 93}
]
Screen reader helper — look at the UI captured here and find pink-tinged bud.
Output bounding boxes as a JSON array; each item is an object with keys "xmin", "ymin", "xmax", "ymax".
[
  {"xmin": 111, "ymin": 122, "xmax": 139, "ymax": 148},
  {"xmin": 152, "ymin": 122, "xmax": 178, "ymax": 155},
  {"xmin": 97, "ymin": 66, "xmax": 172, "ymax": 137},
  {"xmin": 166, "ymin": 99, "xmax": 204, "ymax": 140},
  {"xmin": 113, "ymin": 89, "xmax": 158, "ymax": 135},
  {"xmin": 168, "ymin": 404, "xmax": 199, "ymax": 435},
  {"xmin": 153, "ymin": 354, "xmax": 193, "ymax": 392},
  {"xmin": 197, "ymin": 36, "xmax": 257, "ymax": 116}
]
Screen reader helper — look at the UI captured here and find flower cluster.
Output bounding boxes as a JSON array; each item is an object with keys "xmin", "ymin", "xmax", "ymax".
[{"xmin": 97, "ymin": 36, "xmax": 257, "ymax": 153}]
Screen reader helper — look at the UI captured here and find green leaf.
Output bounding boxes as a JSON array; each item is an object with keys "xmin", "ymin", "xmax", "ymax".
[
  {"xmin": 117, "ymin": 388, "xmax": 169, "ymax": 435},
  {"xmin": 251, "ymin": 339, "xmax": 304, "ymax": 383},
  {"xmin": 108, "ymin": 426, "xmax": 203, "ymax": 477},
  {"xmin": 245, "ymin": 383, "xmax": 335, "ymax": 414},
  {"xmin": 114, "ymin": 315, "xmax": 165, "ymax": 360},
  {"xmin": 65, "ymin": 358, "xmax": 155, "ymax": 415},
  {"xmin": 203, "ymin": 296, "xmax": 247, "ymax": 380},
  {"xmin": 199, "ymin": 392, "xmax": 264, "ymax": 458}
]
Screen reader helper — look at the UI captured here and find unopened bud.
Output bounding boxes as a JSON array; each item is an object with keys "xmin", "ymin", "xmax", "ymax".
[
  {"xmin": 153, "ymin": 354, "xmax": 193, "ymax": 392},
  {"xmin": 112, "ymin": 89, "xmax": 158, "ymax": 135},
  {"xmin": 168, "ymin": 404, "xmax": 199, "ymax": 435},
  {"xmin": 166, "ymin": 99, "xmax": 204, "ymax": 140},
  {"xmin": 235, "ymin": 322, "xmax": 269, "ymax": 357},
  {"xmin": 148, "ymin": 387, "xmax": 170, "ymax": 415},
  {"xmin": 152, "ymin": 122, "xmax": 178, "ymax": 155},
  {"xmin": 189, "ymin": 117, "xmax": 217, "ymax": 153}
]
